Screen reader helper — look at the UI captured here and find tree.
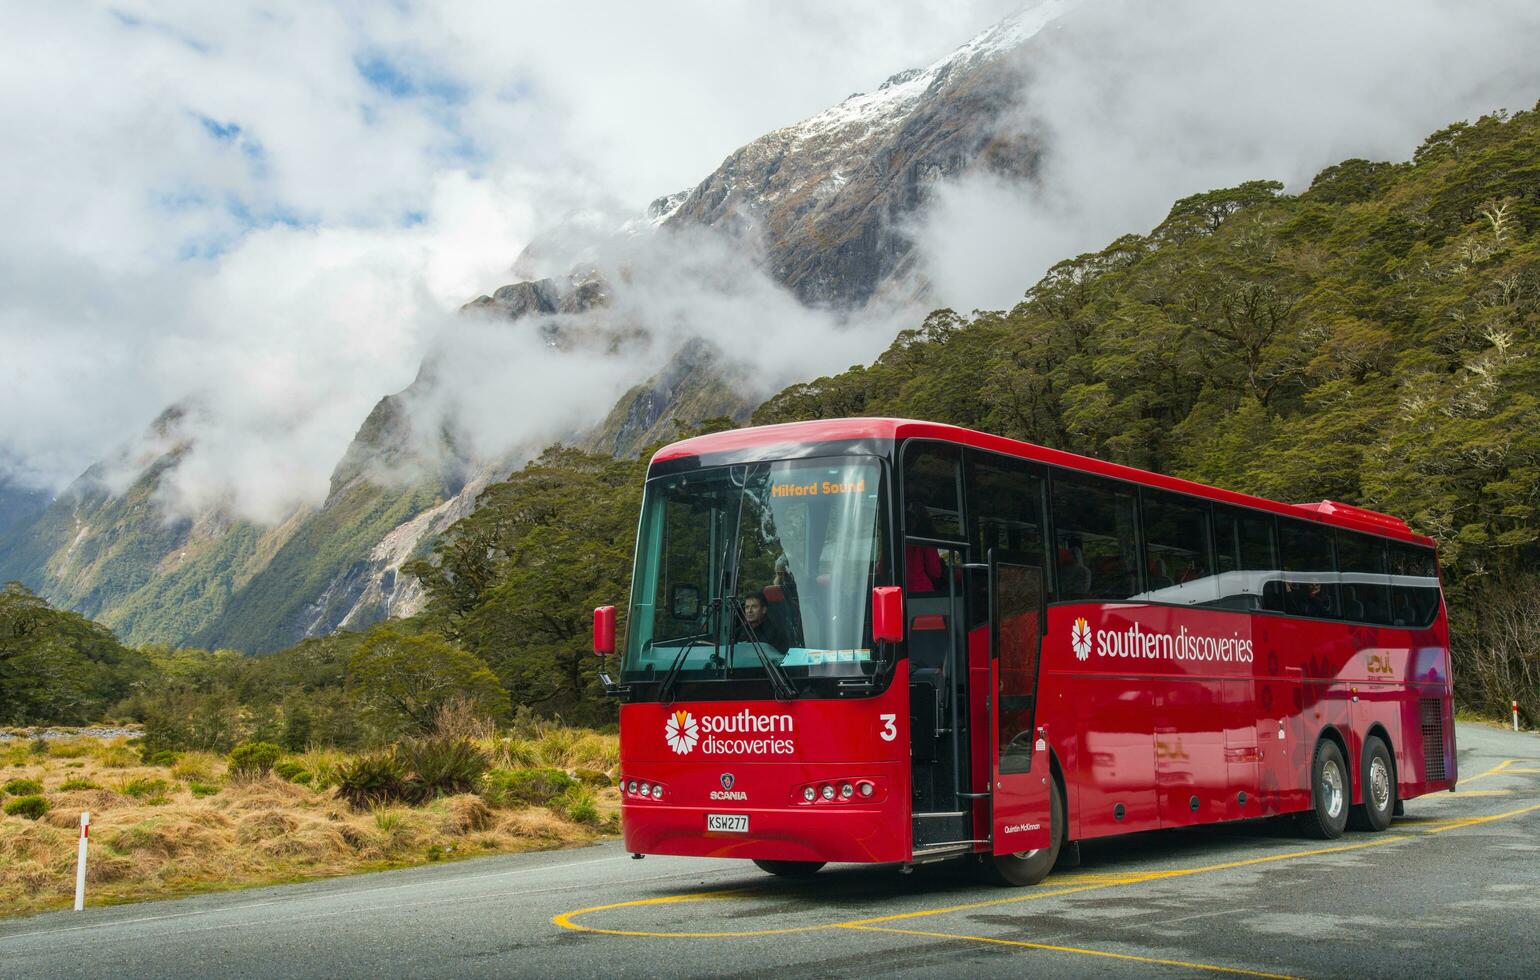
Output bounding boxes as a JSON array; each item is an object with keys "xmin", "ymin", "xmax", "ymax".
[{"xmin": 347, "ymin": 627, "xmax": 509, "ymax": 737}]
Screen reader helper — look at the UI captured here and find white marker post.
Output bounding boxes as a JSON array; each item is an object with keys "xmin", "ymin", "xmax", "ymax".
[
  {"xmin": 1515, "ymin": 700, "xmax": 1522, "ymax": 733},
  {"xmin": 74, "ymin": 811, "xmax": 89, "ymax": 911}
]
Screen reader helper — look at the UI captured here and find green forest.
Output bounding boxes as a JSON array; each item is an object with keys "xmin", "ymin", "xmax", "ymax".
[{"xmin": 5, "ymin": 105, "xmax": 1540, "ymax": 741}]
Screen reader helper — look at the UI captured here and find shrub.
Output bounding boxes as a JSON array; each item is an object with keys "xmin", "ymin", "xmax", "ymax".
[
  {"xmin": 574, "ymin": 768, "xmax": 612, "ymax": 787},
  {"xmin": 273, "ymin": 760, "xmax": 310, "ymax": 783},
  {"xmin": 335, "ymin": 753, "xmax": 412, "ymax": 809},
  {"xmin": 401, "ymin": 737, "xmax": 489, "ymax": 801},
  {"xmin": 481, "ymin": 767, "xmax": 577, "ymax": 808},
  {"xmin": 189, "ymin": 782, "xmax": 220, "ymax": 798},
  {"xmin": 115, "ymin": 777, "xmax": 171, "ymax": 800},
  {"xmin": 4, "ymin": 795, "xmax": 49, "ymax": 820},
  {"xmin": 47, "ymin": 740, "xmax": 91, "ymax": 759},
  {"xmin": 555, "ymin": 786, "xmax": 600, "ymax": 826},
  {"xmin": 95, "ymin": 744, "xmax": 137, "ymax": 768},
  {"xmin": 3, "ymin": 778, "xmax": 43, "ymax": 796},
  {"xmin": 29, "ymin": 737, "xmax": 49, "ymax": 756},
  {"xmin": 58, "ymin": 778, "xmax": 99, "ymax": 791},
  {"xmin": 493, "ymin": 739, "xmax": 537, "ymax": 769},
  {"xmin": 172, "ymin": 753, "xmax": 219, "ymax": 782},
  {"xmin": 227, "ymin": 742, "xmax": 283, "ymax": 781},
  {"xmin": 372, "ymin": 807, "xmax": 404, "ymax": 833},
  {"xmin": 141, "ymin": 749, "xmax": 179, "ymax": 768}
]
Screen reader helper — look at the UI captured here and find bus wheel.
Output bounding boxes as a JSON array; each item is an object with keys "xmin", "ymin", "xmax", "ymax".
[
  {"xmin": 1296, "ymin": 738, "xmax": 1349, "ymax": 840},
  {"xmin": 1349, "ymin": 735, "xmax": 1396, "ymax": 832},
  {"xmin": 983, "ymin": 778, "xmax": 1064, "ymax": 887},
  {"xmin": 753, "ymin": 860, "xmax": 825, "ymax": 878}
]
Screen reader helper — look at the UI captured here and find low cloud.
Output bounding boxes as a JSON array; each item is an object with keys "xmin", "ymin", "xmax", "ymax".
[
  {"xmin": 0, "ymin": 0, "xmax": 1016, "ymax": 517},
  {"xmin": 916, "ymin": 0, "xmax": 1540, "ymax": 311}
]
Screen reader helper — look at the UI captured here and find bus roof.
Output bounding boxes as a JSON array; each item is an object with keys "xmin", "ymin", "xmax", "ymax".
[{"xmin": 651, "ymin": 417, "xmax": 1434, "ymax": 547}]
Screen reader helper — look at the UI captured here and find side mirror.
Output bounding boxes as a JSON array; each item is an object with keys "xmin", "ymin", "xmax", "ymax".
[
  {"xmin": 872, "ymin": 586, "xmax": 904, "ymax": 644},
  {"xmin": 593, "ymin": 605, "xmax": 616, "ymax": 656}
]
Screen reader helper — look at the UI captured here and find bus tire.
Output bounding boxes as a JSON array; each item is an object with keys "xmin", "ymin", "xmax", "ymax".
[
  {"xmin": 983, "ymin": 777, "xmax": 1064, "ymax": 887},
  {"xmin": 1349, "ymin": 735, "xmax": 1395, "ymax": 832},
  {"xmin": 752, "ymin": 859, "xmax": 825, "ymax": 878},
  {"xmin": 1296, "ymin": 738, "xmax": 1349, "ymax": 840}
]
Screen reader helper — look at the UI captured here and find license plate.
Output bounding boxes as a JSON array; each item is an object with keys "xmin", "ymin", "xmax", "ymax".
[{"xmin": 706, "ymin": 813, "xmax": 749, "ymax": 833}]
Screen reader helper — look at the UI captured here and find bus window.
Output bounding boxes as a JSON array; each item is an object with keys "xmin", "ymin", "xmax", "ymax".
[
  {"xmin": 966, "ymin": 454, "xmax": 1048, "ymax": 569},
  {"xmin": 1336, "ymin": 531, "xmax": 1391, "ymax": 625},
  {"xmin": 1278, "ymin": 519, "xmax": 1340, "ymax": 619},
  {"xmin": 902, "ymin": 443, "xmax": 964, "ymax": 541},
  {"xmin": 1211, "ymin": 506, "xmax": 1277, "ymax": 610},
  {"xmin": 902, "ymin": 443, "xmax": 964, "ymax": 596},
  {"xmin": 1389, "ymin": 543, "xmax": 1441, "ymax": 627},
  {"xmin": 1140, "ymin": 490, "xmax": 1215, "ymax": 604},
  {"xmin": 1051, "ymin": 472, "xmax": 1140, "ymax": 600}
]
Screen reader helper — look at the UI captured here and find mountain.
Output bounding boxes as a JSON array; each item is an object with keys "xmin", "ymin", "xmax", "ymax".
[
  {"xmin": 0, "ymin": 5, "xmax": 1069, "ymax": 651},
  {"xmin": 662, "ymin": 2, "xmax": 1061, "ymax": 306}
]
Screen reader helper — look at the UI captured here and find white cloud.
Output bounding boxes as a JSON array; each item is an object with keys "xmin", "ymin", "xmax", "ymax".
[
  {"xmin": 916, "ymin": 0, "xmax": 1540, "ymax": 311},
  {"xmin": 0, "ymin": 0, "xmax": 1019, "ymax": 509}
]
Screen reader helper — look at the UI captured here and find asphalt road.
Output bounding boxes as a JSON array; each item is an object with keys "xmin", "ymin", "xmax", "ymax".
[{"xmin": 3, "ymin": 722, "xmax": 1537, "ymax": 979}]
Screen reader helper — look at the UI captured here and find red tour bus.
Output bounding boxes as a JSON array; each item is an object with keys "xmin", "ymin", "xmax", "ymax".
[{"xmin": 593, "ymin": 418, "xmax": 1455, "ymax": 885}]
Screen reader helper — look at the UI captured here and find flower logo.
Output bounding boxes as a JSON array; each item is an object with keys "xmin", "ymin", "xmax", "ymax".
[
  {"xmin": 665, "ymin": 709, "xmax": 699, "ymax": 755},
  {"xmin": 1071, "ymin": 617, "xmax": 1093, "ymax": 661}
]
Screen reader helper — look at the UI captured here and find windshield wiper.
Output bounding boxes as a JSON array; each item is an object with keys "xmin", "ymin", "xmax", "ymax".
[
  {"xmin": 725, "ymin": 597, "xmax": 798, "ymax": 701},
  {"xmin": 657, "ymin": 630, "xmax": 710, "ymax": 705}
]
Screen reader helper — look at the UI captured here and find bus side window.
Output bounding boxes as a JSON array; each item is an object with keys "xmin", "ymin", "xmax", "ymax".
[
  {"xmin": 1141, "ymin": 490, "xmax": 1215, "ymax": 603},
  {"xmin": 1050, "ymin": 472, "xmax": 1139, "ymax": 601},
  {"xmin": 1278, "ymin": 519, "xmax": 1340, "ymax": 619},
  {"xmin": 1213, "ymin": 506, "xmax": 1277, "ymax": 608},
  {"xmin": 966, "ymin": 454, "xmax": 1048, "ymax": 570},
  {"xmin": 901, "ymin": 442, "xmax": 964, "ymax": 596},
  {"xmin": 1336, "ymin": 531, "xmax": 1391, "ymax": 625},
  {"xmin": 1389, "ymin": 543, "xmax": 1440, "ymax": 627}
]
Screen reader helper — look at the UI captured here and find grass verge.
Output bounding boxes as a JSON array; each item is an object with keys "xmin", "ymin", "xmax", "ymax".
[{"xmin": 0, "ymin": 729, "xmax": 618, "ymax": 917}]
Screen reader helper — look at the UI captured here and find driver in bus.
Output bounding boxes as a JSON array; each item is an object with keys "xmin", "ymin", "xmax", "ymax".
[{"xmin": 735, "ymin": 590, "xmax": 788, "ymax": 655}]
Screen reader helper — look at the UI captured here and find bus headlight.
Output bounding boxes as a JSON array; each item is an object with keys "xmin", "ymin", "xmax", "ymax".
[
  {"xmin": 627, "ymin": 780, "xmax": 638, "ymax": 795},
  {"xmin": 638, "ymin": 782, "xmax": 650, "ymax": 797},
  {"xmin": 651, "ymin": 784, "xmax": 663, "ymax": 800},
  {"xmin": 840, "ymin": 782, "xmax": 854, "ymax": 799},
  {"xmin": 820, "ymin": 784, "xmax": 835, "ymax": 801},
  {"xmin": 858, "ymin": 781, "xmax": 874, "ymax": 798},
  {"xmin": 802, "ymin": 786, "xmax": 816, "ymax": 802}
]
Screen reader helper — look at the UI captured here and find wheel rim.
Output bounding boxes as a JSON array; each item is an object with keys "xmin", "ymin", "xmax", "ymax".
[
  {"xmin": 1370, "ymin": 757, "xmax": 1392, "ymax": 812},
  {"xmin": 1011, "ymin": 849, "xmax": 1041, "ymax": 860},
  {"xmin": 1323, "ymin": 759, "xmax": 1344, "ymax": 819}
]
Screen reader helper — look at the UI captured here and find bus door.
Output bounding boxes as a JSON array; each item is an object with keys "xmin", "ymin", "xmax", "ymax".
[
  {"xmin": 906, "ymin": 541, "xmax": 971, "ymax": 850},
  {"xmin": 989, "ymin": 554, "xmax": 1052, "ymax": 855}
]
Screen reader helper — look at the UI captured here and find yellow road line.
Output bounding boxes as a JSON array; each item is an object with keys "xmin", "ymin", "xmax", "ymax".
[
  {"xmin": 1458, "ymin": 759, "xmax": 1518, "ymax": 784},
  {"xmin": 841, "ymin": 924, "xmax": 1303, "ymax": 980},
  {"xmin": 1445, "ymin": 790, "xmax": 1516, "ymax": 797},
  {"xmin": 550, "ymin": 890, "xmax": 833, "ymax": 937},
  {"xmin": 1422, "ymin": 801, "xmax": 1540, "ymax": 834}
]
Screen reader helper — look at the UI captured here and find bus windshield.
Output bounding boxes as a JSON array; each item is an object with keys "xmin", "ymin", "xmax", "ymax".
[{"xmin": 623, "ymin": 456, "xmax": 888, "ymax": 695}]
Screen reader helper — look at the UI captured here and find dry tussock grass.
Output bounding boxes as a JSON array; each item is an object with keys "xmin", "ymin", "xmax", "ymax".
[{"xmin": 0, "ymin": 731, "xmax": 619, "ymax": 918}]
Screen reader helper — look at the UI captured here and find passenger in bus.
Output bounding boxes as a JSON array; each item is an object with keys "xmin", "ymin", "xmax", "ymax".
[
  {"xmin": 1147, "ymin": 557, "xmax": 1174, "ymax": 590},
  {"xmin": 905, "ymin": 504, "xmax": 944, "ymax": 594},
  {"xmin": 1305, "ymin": 579, "xmax": 1330, "ymax": 616},
  {"xmin": 735, "ymin": 590, "xmax": 788, "ymax": 654},
  {"xmin": 1059, "ymin": 536, "xmax": 1091, "ymax": 597},
  {"xmin": 1342, "ymin": 585, "xmax": 1366, "ymax": 622}
]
